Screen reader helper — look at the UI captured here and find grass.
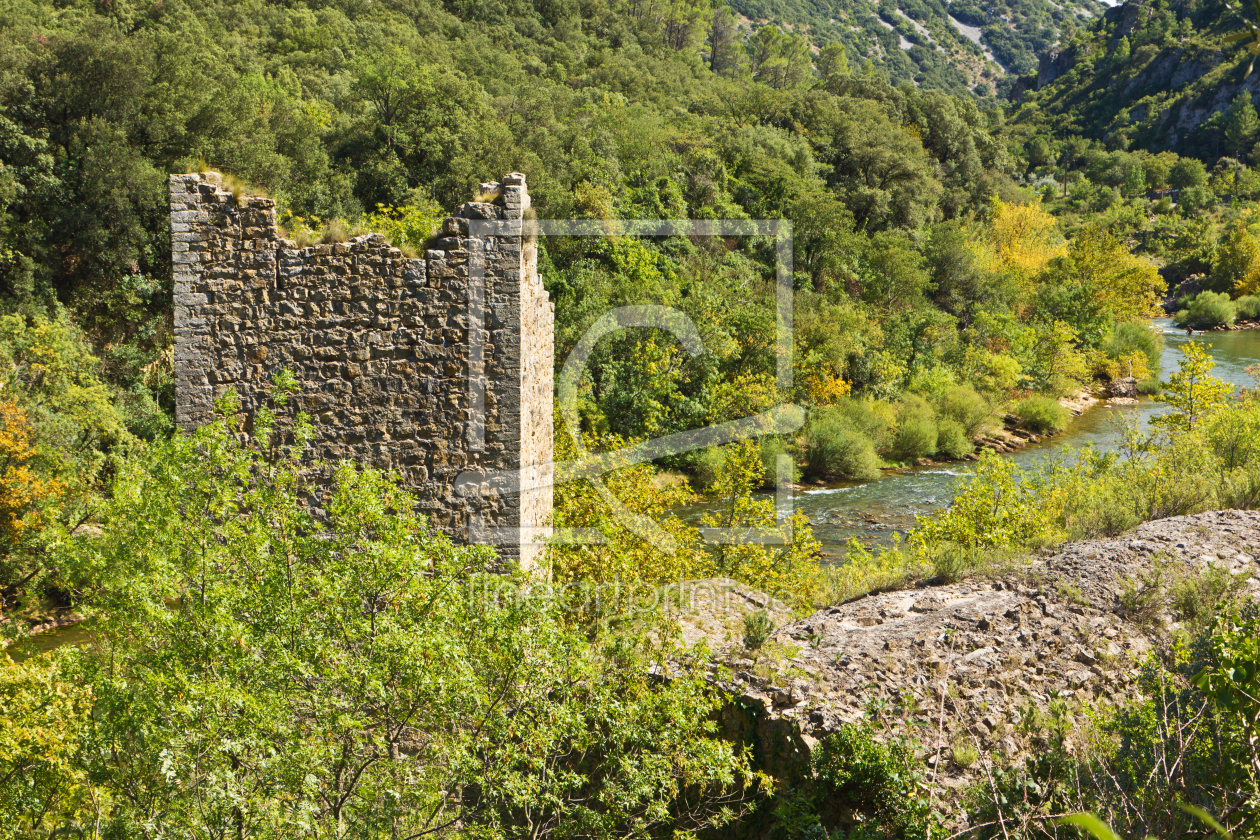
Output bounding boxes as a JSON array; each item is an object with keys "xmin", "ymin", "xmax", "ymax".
[
  {"xmin": 1055, "ymin": 579, "xmax": 1090, "ymax": 607},
  {"xmin": 219, "ymin": 172, "xmax": 266, "ymax": 203},
  {"xmin": 820, "ymin": 539, "xmax": 1029, "ymax": 605},
  {"xmin": 279, "ymin": 216, "xmax": 369, "ymax": 248},
  {"xmin": 951, "ymin": 738, "xmax": 980, "ymax": 769}
]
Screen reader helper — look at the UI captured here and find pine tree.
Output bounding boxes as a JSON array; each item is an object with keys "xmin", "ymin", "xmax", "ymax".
[
  {"xmin": 816, "ymin": 42, "xmax": 849, "ymax": 90},
  {"xmin": 1113, "ymin": 36, "xmax": 1131, "ymax": 64},
  {"xmin": 1225, "ymin": 93, "xmax": 1260, "ymax": 159}
]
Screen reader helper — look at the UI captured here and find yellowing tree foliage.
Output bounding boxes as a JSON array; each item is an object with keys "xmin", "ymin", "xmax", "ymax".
[
  {"xmin": 988, "ymin": 197, "xmax": 1066, "ymax": 282},
  {"xmin": 1061, "ymin": 227, "xmax": 1164, "ymax": 323},
  {"xmin": 0, "ymin": 651, "xmax": 97, "ymax": 833},
  {"xmin": 0, "ymin": 401, "xmax": 62, "ymax": 548},
  {"xmin": 1216, "ymin": 219, "xmax": 1260, "ymax": 295},
  {"xmin": 1154, "ymin": 342, "xmax": 1235, "ymax": 430}
]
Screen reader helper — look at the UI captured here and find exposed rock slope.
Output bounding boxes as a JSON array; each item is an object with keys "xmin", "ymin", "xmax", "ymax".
[{"xmin": 695, "ymin": 510, "xmax": 1260, "ymax": 794}]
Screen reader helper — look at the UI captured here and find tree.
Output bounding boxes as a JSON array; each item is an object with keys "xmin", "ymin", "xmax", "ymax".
[
  {"xmin": 822, "ymin": 98, "xmax": 944, "ymax": 230},
  {"xmin": 816, "ymin": 42, "xmax": 850, "ymax": 90},
  {"xmin": 1112, "ymin": 35, "xmax": 1131, "ymax": 64},
  {"xmin": 0, "ymin": 649, "xmax": 96, "ymax": 833},
  {"xmin": 1027, "ymin": 320, "xmax": 1090, "ymax": 394},
  {"xmin": 746, "ymin": 25, "xmax": 811, "ymax": 89},
  {"xmin": 988, "ymin": 197, "xmax": 1066, "ymax": 284},
  {"xmin": 927, "ymin": 220, "xmax": 1013, "ymax": 328},
  {"xmin": 861, "ymin": 230, "xmax": 931, "ymax": 311},
  {"xmin": 1226, "ymin": 93, "xmax": 1260, "ymax": 158},
  {"xmin": 1122, "ymin": 163, "xmax": 1147, "ymax": 197},
  {"xmin": 0, "ymin": 315, "xmax": 129, "ymax": 601},
  {"xmin": 1153, "ymin": 342, "xmax": 1234, "ymax": 430},
  {"xmin": 1213, "ymin": 219, "xmax": 1260, "ymax": 295},
  {"xmin": 708, "ymin": 3, "xmax": 743, "ymax": 76},
  {"xmin": 1027, "ymin": 136, "xmax": 1054, "ymax": 171},
  {"xmin": 1036, "ymin": 227, "xmax": 1163, "ymax": 346},
  {"xmin": 1062, "ymin": 138, "xmax": 1090, "ymax": 197},
  {"xmin": 661, "ymin": 0, "xmax": 713, "ymax": 51},
  {"xmin": 791, "ymin": 191, "xmax": 861, "ymax": 291},
  {"xmin": 1169, "ymin": 157, "xmax": 1210, "ymax": 190},
  {"xmin": 44, "ymin": 403, "xmax": 755, "ymax": 837}
]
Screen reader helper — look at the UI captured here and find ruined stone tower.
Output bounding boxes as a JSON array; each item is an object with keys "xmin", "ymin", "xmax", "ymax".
[{"xmin": 170, "ymin": 172, "xmax": 553, "ymax": 566}]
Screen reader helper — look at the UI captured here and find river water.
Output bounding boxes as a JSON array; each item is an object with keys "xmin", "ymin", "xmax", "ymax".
[
  {"xmin": 16, "ymin": 321, "xmax": 1260, "ymax": 653},
  {"xmin": 687, "ymin": 319, "xmax": 1260, "ymax": 561}
]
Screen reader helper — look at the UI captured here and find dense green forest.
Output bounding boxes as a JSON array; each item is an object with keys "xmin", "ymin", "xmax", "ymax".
[{"xmin": 6, "ymin": 0, "xmax": 1260, "ymax": 835}]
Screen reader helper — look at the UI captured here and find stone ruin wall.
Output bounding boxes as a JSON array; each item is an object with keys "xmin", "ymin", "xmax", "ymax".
[{"xmin": 170, "ymin": 172, "xmax": 553, "ymax": 566}]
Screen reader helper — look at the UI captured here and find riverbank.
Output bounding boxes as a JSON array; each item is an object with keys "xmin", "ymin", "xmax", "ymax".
[{"xmin": 968, "ymin": 387, "xmax": 1101, "ymax": 457}]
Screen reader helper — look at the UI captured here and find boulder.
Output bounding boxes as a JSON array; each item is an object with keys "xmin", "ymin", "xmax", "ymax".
[{"xmin": 1109, "ymin": 377, "xmax": 1138, "ymax": 399}]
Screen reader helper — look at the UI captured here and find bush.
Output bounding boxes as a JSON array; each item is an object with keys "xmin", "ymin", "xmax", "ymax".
[
  {"xmin": 935, "ymin": 383, "xmax": 993, "ymax": 438},
  {"xmin": 906, "ymin": 365, "xmax": 957, "ymax": 400},
  {"xmin": 1013, "ymin": 395, "xmax": 1068, "ymax": 434},
  {"xmin": 688, "ymin": 447, "xmax": 726, "ymax": 492},
  {"xmin": 40, "ymin": 417, "xmax": 752, "ymax": 838},
  {"xmin": 759, "ymin": 437, "xmax": 799, "ymax": 487},
  {"xmin": 832, "ymin": 397, "xmax": 895, "ymax": 454},
  {"xmin": 1064, "ymin": 474, "xmax": 1143, "ymax": 539},
  {"xmin": 1137, "ymin": 377, "xmax": 1163, "ymax": 395},
  {"xmin": 813, "ymin": 723, "xmax": 939, "ymax": 840},
  {"xmin": 935, "ymin": 418, "xmax": 973, "ymax": 459},
  {"xmin": 1237, "ymin": 294, "xmax": 1260, "ymax": 320},
  {"xmin": 804, "ymin": 409, "xmax": 882, "ymax": 480},
  {"xmin": 1174, "ymin": 291, "xmax": 1236, "ymax": 329},
  {"xmin": 1104, "ymin": 320, "xmax": 1163, "ymax": 375},
  {"xmin": 891, "ymin": 395, "xmax": 938, "ymax": 462},
  {"xmin": 742, "ymin": 611, "xmax": 776, "ymax": 651}
]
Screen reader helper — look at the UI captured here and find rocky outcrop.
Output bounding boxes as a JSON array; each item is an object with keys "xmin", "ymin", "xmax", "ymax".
[
  {"xmin": 1104, "ymin": 0, "xmax": 1153, "ymax": 39},
  {"xmin": 691, "ymin": 510, "xmax": 1260, "ymax": 806},
  {"xmin": 1109, "ymin": 376, "xmax": 1139, "ymax": 398},
  {"xmin": 1037, "ymin": 46, "xmax": 1073, "ymax": 88}
]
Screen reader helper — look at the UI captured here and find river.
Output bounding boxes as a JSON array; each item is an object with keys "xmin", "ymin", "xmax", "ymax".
[
  {"xmin": 687, "ymin": 319, "xmax": 1260, "ymax": 561},
  {"xmin": 17, "ymin": 321, "xmax": 1260, "ymax": 653}
]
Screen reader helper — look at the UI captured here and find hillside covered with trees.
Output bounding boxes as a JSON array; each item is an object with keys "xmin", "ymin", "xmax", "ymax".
[
  {"xmin": 730, "ymin": 0, "xmax": 1106, "ymax": 93},
  {"xmin": 5, "ymin": 0, "xmax": 1260, "ymax": 836}
]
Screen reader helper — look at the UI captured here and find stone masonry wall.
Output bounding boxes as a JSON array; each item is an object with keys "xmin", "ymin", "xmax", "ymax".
[{"xmin": 170, "ymin": 172, "xmax": 553, "ymax": 566}]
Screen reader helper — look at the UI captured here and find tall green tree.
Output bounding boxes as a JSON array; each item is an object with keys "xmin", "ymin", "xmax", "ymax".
[
  {"xmin": 1226, "ymin": 93, "xmax": 1260, "ymax": 159},
  {"xmin": 37, "ymin": 402, "xmax": 754, "ymax": 838}
]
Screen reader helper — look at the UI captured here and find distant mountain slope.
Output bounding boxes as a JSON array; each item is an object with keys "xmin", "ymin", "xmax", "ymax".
[
  {"xmin": 1023, "ymin": 0, "xmax": 1260, "ymax": 161},
  {"xmin": 729, "ymin": 0, "xmax": 1106, "ymax": 97}
]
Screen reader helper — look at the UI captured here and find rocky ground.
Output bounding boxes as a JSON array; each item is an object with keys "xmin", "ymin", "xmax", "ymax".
[{"xmin": 680, "ymin": 510, "xmax": 1260, "ymax": 811}]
